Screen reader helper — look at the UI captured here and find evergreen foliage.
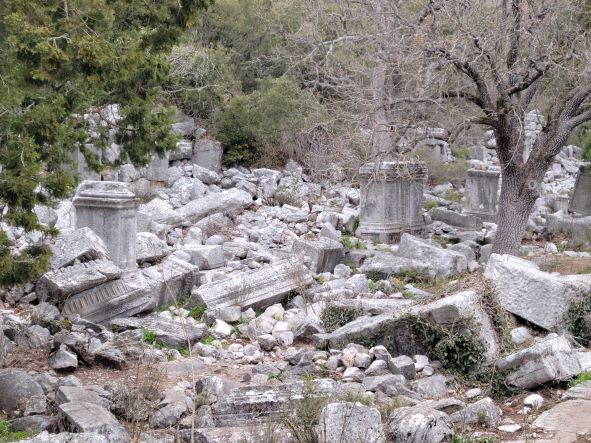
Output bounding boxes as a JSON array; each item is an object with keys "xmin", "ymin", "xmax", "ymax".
[{"xmin": 0, "ymin": 0, "xmax": 210, "ymax": 285}]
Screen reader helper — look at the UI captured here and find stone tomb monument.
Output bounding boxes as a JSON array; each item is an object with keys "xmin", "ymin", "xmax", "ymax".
[
  {"xmin": 358, "ymin": 160, "xmax": 427, "ymax": 243},
  {"xmin": 569, "ymin": 164, "xmax": 591, "ymax": 216},
  {"xmin": 463, "ymin": 169, "xmax": 500, "ymax": 223},
  {"xmin": 73, "ymin": 181, "xmax": 138, "ymax": 271}
]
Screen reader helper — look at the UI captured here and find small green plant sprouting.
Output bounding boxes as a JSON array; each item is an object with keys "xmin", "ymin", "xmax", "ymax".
[
  {"xmin": 315, "ymin": 275, "xmax": 325, "ymax": 285},
  {"xmin": 0, "ymin": 420, "xmax": 32, "ymax": 443},
  {"xmin": 178, "ymin": 348, "xmax": 190, "ymax": 358},
  {"xmin": 142, "ymin": 329, "xmax": 160, "ymax": 348},
  {"xmin": 188, "ymin": 305, "xmax": 207, "ymax": 322},
  {"xmin": 378, "ymin": 397, "xmax": 401, "ymax": 420},
  {"xmin": 565, "ymin": 293, "xmax": 591, "ymax": 347},
  {"xmin": 424, "ymin": 199, "xmax": 438, "ymax": 211},
  {"xmin": 569, "ymin": 370, "xmax": 591, "ymax": 388},
  {"xmin": 443, "ymin": 191, "xmax": 463, "ymax": 203},
  {"xmin": 320, "ymin": 304, "xmax": 364, "ymax": 332},
  {"xmin": 269, "ymin": 371, "xmax": 285, "ymax": 382},
  {"xmin": 282, "ymin": 378, "xmax": 331, "ymax": 443},
  {"xmin": 340, "ymin": 235, "xmax": 365, "ymax": 250},
  {"xmin": 202, "ymin": 334, "xmax": 216, "ymax": 346},
  {"xmin": 344, "ymin": 392, "xmax": 373, "ymax": 406},
  {"xmin": 451, "ymin": 435, "xmax": 496, "ymax": 443}
]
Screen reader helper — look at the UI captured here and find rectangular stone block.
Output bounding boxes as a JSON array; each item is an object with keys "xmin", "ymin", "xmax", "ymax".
[
  {"xmin": 180, "ymin": 188, "xmax": 252, "ymax": 223},
  {"xmin": 145, "ymin": 152, "xmax": 169, "ymax": 182},
  {"xmin": 36, "ymin": 259, "xmax": 122, "ymax": 302},
  {"xmin": 292, "ymin": 237, "xmax": 345, "ymax": 273},
  {"xmin": 431, "ymin": 207, "xmax": 483, "ymax": 230},
  {"xmin": 463, "ymin": 169, "xmax": 500, "ymax": 222},
  {"xmin": 58, "ymin": 401, "xmax": 129, "ymax": 443},
  {"xmin": 62, "ymin": 273, "xmax": 152, "ymax": 324},
  {"xmin": 192, "ymin": 139, "xmax": 222, "ymax": 173},
  {"xmin": 213, "ymin": 379, "xmax": 339, "ymax": 426},
  {"xmin": 110, "ymin": 315, "xmax": 206, "ymax": 348},
  {"xmin": 485, "ymin": 254, "xmax": 591, "ymax": 330},
  {"xmin": 142, "ymin": 255, "xmax": 199, "ymax": 308},
  {"xmin": 497, "ymin": 334, "xmax": 581, "ymax": 389},
  {"xmin": 181, "ymin": 244, "xmax": 224, "ymax": 270},
  {"xmin": 569, "ymin": 164, "xmax": 591, "ymax": 216},
  {"xmin": 187, "ymin": 258, "xmax": 313, "ymax": 311}
]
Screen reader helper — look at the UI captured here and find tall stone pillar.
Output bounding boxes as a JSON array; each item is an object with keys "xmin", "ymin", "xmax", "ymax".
[
  {"xmin": 73, "ymin": 181, "xmax": 138, "ymax": 271},
  {"xmin": 358, "ymin": 161, "xmax": 427, "ymax": 243},
  {"xmin": 463, "ymin": 169, "xmax": 500, "ymax": 222},
  {"xmin": 569, "ymin": 164, "xmax": 591, "ymax": 216}
]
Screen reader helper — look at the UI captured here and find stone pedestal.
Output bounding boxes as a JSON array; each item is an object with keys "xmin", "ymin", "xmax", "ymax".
[
  {"xmin": 73, "ymin": 181, "xmax": 138, "ymax": 271},
  {"xmin": 358, "ymin": 161, "xmax": 427, "ymax": 243},
  {"xmin": 464, "ymin": 169, "xmax": 500, "ymax": 223},
  {"xmin": 192, "ymin": 139, "xmax": 222, "ymax": 173},
  {"xmin": 569, "ymin": 164, "xmax": 591, "ymax": 216}
]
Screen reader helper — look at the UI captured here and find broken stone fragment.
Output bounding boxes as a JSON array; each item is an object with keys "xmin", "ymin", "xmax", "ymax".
[
  {"xmin": 50, "ymin": 227, "xmax": 110, "ymax": 270},
  {"xmin": 292, "ymin": 237, "xmax": 345, "ymax": 273},
  {"xmin": 181, "ymin": 244, "xmax": 224, "ymax": 270},
  {"xmin": 317, "ymin": 402, "xmax": 385, "ymax": 443},
  {"xmin": 58, "ymin": 401, "xmax": 129, "ymax": 443},
  {"xmin": 136, "ymin": 232, "xmax": 171, "ymax": 264},
  {"xmin": 0, "ymin": 368, "xmax": 47, "ymax": 416},
  {"xmin": 386, "ymin": 405, "xmax": 452, "ymax": 443},
  {"xmin": 180, "ymin": 188, "xmax": 252, "ymax": 223},
  {"xmin": 187, "ymin": 258, "xmax": 313, "ymax": 311},
  {"xmin": 36, "ymin": 259, "xmax": 122, "ymax": 302},
  {"xmin": 110, "ymin": 315, "xmax": 206, "ymax": 349},
  {"xmin": 496, "ymin": 334, "xmax": 582, "ymax": 389},
  {"xmin": 485, "ymin": 253, "xmax": 591, "ymax": 330},
  {"xmin": 430, "ymin": 207, "xmax": 483, "ymax": 230},
  {"xmin": 61, "ymin": 272, "xmax": 152, "ymax": 324},
  {"xmin": 142, "ymin": 255, "xmax": 199, "ymax": 309}
]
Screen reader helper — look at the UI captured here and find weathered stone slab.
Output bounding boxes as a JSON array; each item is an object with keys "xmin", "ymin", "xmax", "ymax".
[
  {"xmin": 546, "ymin": 212, "xmax": 591, "ymax": 246},
  {"xmin": 138, "ymin": 198, "xmax": 184, "ymax": 228},
  {"xmin": 213, "ymin": 379, "xmax": 340, "ymax": 426},
  {"xmin": 0, "ymin": 368, "xmax": 46, "ymax": 416},
  {"xmin": 496, "ymin": 334, "xmax": 582, "ymax": 389},
  {"xmin": 136, "ymin": 232, "xmax": 171, "ymax": 264},
  {"xmin": 56, "ymin": 386, "xmax": 110, "ymax": 408},
  {"xmin": 358, "ymin": 161, "xmax": 427, "ymax": 243},
  {"xmin": 386, "ymin": 405, "xmax": 452, "ymax": 443},
  {"xmin": 58, "ymin": 401, "xmax": 129, "ymax": 443},
  {"xmin": 180, "ymin": 188, "xmax": 252, "ymax": 223},
  {"xmin": 569, "ymin": 164, "xmax": 591, "ymax": 216},
  {"xmin": 317, "ymin": 402, "xmax": 385, "ymax": 443},
  {"xmin": 430, "ymin": 207, "xmax": 483, "ymax": 230},
  {"xmin": 464, "ymin": 169, "xmax": 500, "ymax": 222},
  {"xmin": 110, "ymin": 315, "xmax": 206, "ymax": 348},
  {"xmin": 292, "ymin": 237, "xmax": 345, "ymax": 273},
  {"xmin": 485, "ymin": 254, "xmax": 591, "ymax": 330},
  {"xmin": 169, "ymin": 139, "xmax": 194, "ymax": 161},
  {"xmin": 36, "ymin": 259, "xmax": 122, "ymax": 302},
  {"xmin": 192, "ymin": 139, "xmax": 223, "ymax": 173},
  {"xmin": 188, "ymin": 258, "xmax": 313, "ymax": 311},
  {"xmin": 142, "ymin": 255, "xmax": 199, "ymax": 308},
  {"xmin": 360, "ymin": 253, "xmax": 430, "ymax": 279},
  {"xmin": 182, "ymin": 426, "xmax": 293, "ymax": 443},
  {"xmin": 50, "ymin": 227, "xmax": 110, "ymax": 270},
  {"xmin": 62, "ymin": 273, "xmax": 152, "ymax": 324},
  {"xmin": 533, "ymin": 400, "xmax": 591, "ymax": 441},
  {"xmin": 73, "ymin": 181, "xmax": 138, "ymax": 271},
  {"xmin": 396, "ymin": 233, "xmax": 468, "ymax": 278},
  {"xmin": 145, "ymin": 152, "xmax": 169, "ymax": 182},
  {"xmin": 180, "ymin": 244, "xmax": 224, "ymax": 270},
  {"xmin": 317, "ymin": 313, "xmax": 425, "ymax": 357}
]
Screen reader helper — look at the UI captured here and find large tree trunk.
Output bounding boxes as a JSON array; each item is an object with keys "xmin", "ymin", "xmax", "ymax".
[{"xmin": 492, "ymin": 165, "xmax": 539, "ymax": 255}]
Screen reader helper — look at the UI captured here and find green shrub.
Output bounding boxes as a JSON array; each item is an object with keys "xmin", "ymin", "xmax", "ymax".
[
  {"xmin": 569, "ymin": 370, "xmax": 591, "ymax": 387},
  {"xmin": 0, "ymin": 421, "xmax": 31, "ymax": 443},
  {"xmin": 566, "ymin": 294, "xmax": 591, "ymax": 346},
  {"xmin": 321, "ymin": 304, "xmax": 364, "ymax": 332},
  {"xmin": 214, "ymin": 77, "xmax": 317, "ymax": 167},
  {"xmin": 189, "ymin": 305, "xmax": 207, "ymax": 322}
]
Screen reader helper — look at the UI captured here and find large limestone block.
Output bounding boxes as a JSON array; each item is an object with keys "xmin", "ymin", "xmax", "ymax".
[
  {"xmin": 360, "ymin": 253, "xmax": 430, "ymax": 279},
  {"xmin": 142, "ymin": 255, "xmax": 199, "ymax": 308},
  {"xmin": 292, "ymin": 237, "xmax": 345, "ymax": 274},
  {"xmin": 533, "ymin": 399, "xmax": 591, "ymax": 441},
  {"xmin": 430, "ymin": 207, "xmax": 483, "ymax": 230},
  {"xmin": 50, "ymin": 227, "xmax": 110, "ymax": 270},
  {"xmin": 136, "ymin": 232, "xmax": 171, "ymax": 264},
  {"xmin": 58, "ymin": 401, "xmax": 129, "ymax": 443},
  {"xmin": 138, "ymin": 198, "xmax": 184, "ymax": 228},
  {"xmin": 36, "ymin": 259, "xmax": 122, "ymax": 302},
  {"xmin": 386, "ymin": 405, "xmax": 452, "ymax": 443},
  {"xmin": 213, "ymin": 379, "xmax": 340, "ymax": 426},
  {"xmin": 61, "ymin": 273, "xmax": 152, "ymax": 324},
  {"xmin": 496, "ymin": 334, "xmax": 582, "ymax": 389},
  {"xmin": 317, "ymin": 402, "xmax": 385, "ymax": 443},
  {"xmin": 484, "ymin": 254, "xmax": 591, "ymax": 330},
  {"xmin": 180, "ymin": 188, "xmax": 252, "ymax": 223},
  {"xmin": 182, "ymin": 426, "xmax": 292, "ymax": 443},
  {"xmin": 192, "ymin": 139, "xmax": 223, "ymax": 173},
  {"xmin": 396, "ymin": 234, "xmax": 467, "ymax": 278},
  {"xmin": 180, "ymin": 244, "xmax": 224, "ymax": 270},
  {"xmin": 110, "ymin": 315, "xmax": 206, "ymax": 348},
  {"xmin": 0, "ymin": 368, "xmax": 46, "ymax": 416},
  {"xmin": 188, "ymin": 258, "xmax": 313, "ymax": 311}
]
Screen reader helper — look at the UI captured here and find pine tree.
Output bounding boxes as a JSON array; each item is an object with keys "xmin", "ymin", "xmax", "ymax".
[{"xmin": 0, "ymin": 0, "xmax": 211, "ymax": 285}]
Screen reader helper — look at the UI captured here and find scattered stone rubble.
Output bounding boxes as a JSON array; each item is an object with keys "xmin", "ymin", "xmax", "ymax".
[{"xmin": 1, "ymin": 110, "xmax": 591, "ymax": 442}]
